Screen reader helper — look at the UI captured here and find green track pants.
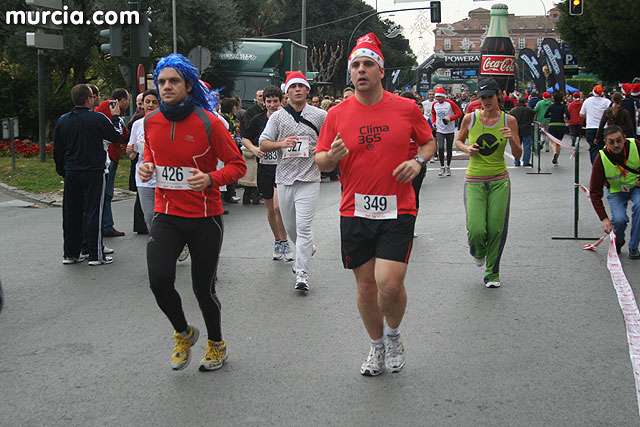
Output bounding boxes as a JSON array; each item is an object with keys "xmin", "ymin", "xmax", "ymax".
[{"xmin": 464, "ymin": 176, "xmax": 511, "ymax": 284}]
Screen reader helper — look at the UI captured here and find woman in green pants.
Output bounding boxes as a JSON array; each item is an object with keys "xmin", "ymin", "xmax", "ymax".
[{"xmin": 455, "ymin": 79, "xmax": 522, "ymax": 288}]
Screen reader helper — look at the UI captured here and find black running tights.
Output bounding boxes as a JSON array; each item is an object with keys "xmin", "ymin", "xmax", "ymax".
[{"xmin": 147, "ymin": 214, "xmax": 224, "ymax": 341}]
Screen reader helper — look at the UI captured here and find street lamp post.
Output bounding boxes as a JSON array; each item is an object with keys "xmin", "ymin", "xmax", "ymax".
[{"xmin": 345, "ymin": 7, "xmax": 431, "ymax": 84}]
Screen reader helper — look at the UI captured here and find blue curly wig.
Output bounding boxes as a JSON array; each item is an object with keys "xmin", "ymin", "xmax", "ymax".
[{"xmin": 153, "ymin": 53, "xmax": 212, "ymax": 113}]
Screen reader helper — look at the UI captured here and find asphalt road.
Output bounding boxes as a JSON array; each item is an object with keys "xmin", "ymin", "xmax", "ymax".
[{"xmin": 1, "ymin": 145, "xmax": 639, "ymax": 426}]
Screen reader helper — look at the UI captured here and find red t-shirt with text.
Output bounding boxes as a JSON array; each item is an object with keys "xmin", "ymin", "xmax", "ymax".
[{"xmin": 316, "ymin": 91, "xmax": 432, "ymax": 217}]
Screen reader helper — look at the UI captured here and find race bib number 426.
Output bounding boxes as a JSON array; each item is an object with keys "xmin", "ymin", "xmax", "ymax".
[
  {"xmin": 156, "ymin": 166, "xmax": 192, "ymax": 190},
  {"xmin": 354, "ymin": 193, "xmax": 398, "ymax": 219},
  {"xmin": 282, "ymin": 136, "xmax": 310, "ymax": 159}
]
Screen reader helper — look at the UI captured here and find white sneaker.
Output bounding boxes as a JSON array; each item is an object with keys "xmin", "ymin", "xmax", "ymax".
[
  {"xmin": 360, "ymin": 343, "xmax": 385, "ymax": 376},
  {"xmin": 272, "ymin": 241, "xmax": 283, "ymax": 260},
  {"xmin": 438, "ymin": 167, "xmax": 445, "ymax": 177},
  {"xmin": 445, "ymin": 166, "xmax": 451, "ymax": 176},
  {"xmin": 88, "ymin": 256, "xmax": 113, "ymax": 266},
  {"xmin": 474, "ymin": 257, "xmax": 485, "ymax": 267},
  {"xmin": 486, "ymin": 281, "xmax": 501, "ymax": 288},
  {"xmin": 62, "ymin": 255, "xmax": 86, "ymax": 264},
  {"xmin": 104, "ymin": 247, "xmax": 114, "ymax": 255},
  {"xmin": 178, "ymin": 244, "xmax": 189, "ymax": 262},
  {"xmin": 282, "ymin": 241, "xmax": 294, "ymax": 262},
  {"xmin": 384, "ymin": 334, "xmax": 405, "ymax": 373},
  {"xmin": 295, "ymin": 270, "xmax": 309, "ymax": 291}
]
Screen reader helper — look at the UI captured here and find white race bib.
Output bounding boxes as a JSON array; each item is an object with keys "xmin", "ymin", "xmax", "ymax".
[
  {"xmin": 156, "ymin": 166, "xmax": 193, "ymax": 190},
  {"xmin": 260, "ymin": 150, "xmax": 279, "ymax": 165},
  {"xmin": 354, "ymin": 193, "xmax": 398, "ymax": 220},
  {"xmin": 282, "ymin": 136, "xmax": 310, "ymax": 159}
]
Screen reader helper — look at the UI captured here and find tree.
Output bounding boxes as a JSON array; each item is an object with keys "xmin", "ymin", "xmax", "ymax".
[
  {"xmin": 309, "ymin": 41, "xmax": 344, "ymax": 85},
  {"xmin": 555, "ymin": 0, "xmax": 640, "ymax": 82}
]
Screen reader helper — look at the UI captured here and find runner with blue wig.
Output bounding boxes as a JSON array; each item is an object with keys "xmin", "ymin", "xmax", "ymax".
[{"xmin": 153, "ymin": 53, "xmax": 213, "ymax": 114}]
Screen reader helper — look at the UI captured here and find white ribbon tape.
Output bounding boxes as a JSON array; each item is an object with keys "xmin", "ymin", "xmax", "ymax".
[{"xmin": 604, "ymin": 231, "xmax": 640, "ymax": 415}]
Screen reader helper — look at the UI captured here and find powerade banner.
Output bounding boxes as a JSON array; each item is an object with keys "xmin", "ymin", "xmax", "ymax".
[
  {"xmin": 519, "ymin": 48, "xmax": 545, "ymax": 94},
  {"xmin": 541, "ymin": 38, "xmax": 565, "ymax": 93}
]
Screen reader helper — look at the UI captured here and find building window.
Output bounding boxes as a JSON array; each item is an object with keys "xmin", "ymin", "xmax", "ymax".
[
  {"xmin": 518, "ymin": 38, "xmax": 526, "ymax": 49},
  {"xmin": 444, "ymin": 38, "xmax": 451, "ymax": 50},
  {"xmin": 537, "ymin": 37, "xmax": 544, "ymax": 47}
]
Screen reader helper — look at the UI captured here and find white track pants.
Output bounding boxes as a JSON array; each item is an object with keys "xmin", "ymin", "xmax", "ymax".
[{"xmin": 277, "ymin": 181, "xmax": 320, "ymax": 273}]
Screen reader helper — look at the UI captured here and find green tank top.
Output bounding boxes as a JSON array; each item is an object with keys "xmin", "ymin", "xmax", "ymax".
[
  {"xmin": 467, "ymin": 110, "xmax": 508, "ymax": 176},
  {"xmin": 599, "ymin": 138, "xmax": 639, "ymax": 193}
]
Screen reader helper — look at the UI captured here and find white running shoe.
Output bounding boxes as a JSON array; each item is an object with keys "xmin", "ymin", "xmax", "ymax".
[
  {"xmin": 272, "ymin": 241, "xmax": 283, "ymax": 260},
  {"xmin": 438, "ymin": 167, "xmax": 445, "ymax": 177},
  {"xmin": 282, "ymin": 241, "xmax": 294, "ymax": 262},
  {"xmin": 486, "ymin": 281, "xmax": 501, "ymax": 288},
  {"xmin": 360, "ymin": 343, "xmax": 385, "ymax": 376},
  {"xmin": 178, "ymin": 244, "xmax": 189, "ymax": 262},
  {"xmin": 295, "ymin": 270, "xmax": 309, "ymax": 291},
  {"xmin": 62, "ymin": 255, "xmax": 86, "ymax": 264},
  {"xmin": 474, "ymin": 257, "xmax": 485, "ymax": 267},
  {"xmin": 384, "ymin": 334, "xmax": 405, "ymax": 373},
  {"xmin": 445, "ymin": 166, "xmax": 451, "ymax": 176},
  {"xmin": 88, "ymin": 256, "xmax": 113, "ymax": 266},
  {"xmin": 104, "ymin": 247, "xmax": 114, "ymax": 255}
]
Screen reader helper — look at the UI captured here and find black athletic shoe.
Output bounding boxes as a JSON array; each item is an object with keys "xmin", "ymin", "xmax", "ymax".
[{"xmin": 630, "ymin": 249, "xmax": 640, "ymax": 260}]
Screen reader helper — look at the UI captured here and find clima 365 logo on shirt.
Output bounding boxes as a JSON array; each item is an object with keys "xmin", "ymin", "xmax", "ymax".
[{"xmin": 358, "ymin": 125, "xmax": 389, "ymax": 149}]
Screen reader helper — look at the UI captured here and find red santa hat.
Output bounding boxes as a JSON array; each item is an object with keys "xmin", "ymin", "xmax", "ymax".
[
  {"xmin": 592, "ymin": 84, "xmax": 604, "ymax": 97},
  {"xmin": 542, "ymin": 91, "xmax": 550, "ymax": 99},
  {"xmin": 434, "ymin": 87, "xmax": 447, "ymax": 98},
  {"xmin": 621, "ymin": 83, "xmax": 633, "ymax": 96},
  {"xmin": 348, "ymin": 33, "xmax": 385, "ymax": 70},
  {"xmin": 200, "ymin": 80, "xmax": 211, "ymax": 90},
  {"xmin": 572, "ymin": 91, "xmax": 581, "ymax": 99},
  {"xmin": 632, "ymin": 84, "xmax": 640, "ymax": 97},
  {"xmin": 284, "ymin": 71, "xmax": 310, "ymax": 93}
]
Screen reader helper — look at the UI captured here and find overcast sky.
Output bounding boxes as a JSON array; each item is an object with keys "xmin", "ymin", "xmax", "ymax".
[{"xmin": 361, "ymin": 0, "xmax": 555, "ymax": 63}]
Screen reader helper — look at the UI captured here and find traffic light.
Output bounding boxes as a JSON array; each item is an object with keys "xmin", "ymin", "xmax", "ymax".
[
  {"xmin": 430, "ymin": 1, "xmax": 441, "ymax": 23},
  {"xmin": 138, "ymin": 13, "xmax": 152, "ymax": 57},
  {"xmin": 569, "ymin": 0, "xmax": 583, "ymax": 15},
  {"xmin": 100, "ymin": 24, "xmax": 123, "ymax": 57}
]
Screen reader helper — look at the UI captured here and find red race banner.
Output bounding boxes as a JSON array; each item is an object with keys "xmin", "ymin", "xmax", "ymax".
[{"xmin": 480, "ymin": 55, "xmax": 515, "ymax": 75}]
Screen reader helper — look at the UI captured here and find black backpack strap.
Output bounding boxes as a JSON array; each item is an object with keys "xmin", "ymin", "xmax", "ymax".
[{"xmin": 283, "ymin": 104, "xmax": 319, "ymax": 136}]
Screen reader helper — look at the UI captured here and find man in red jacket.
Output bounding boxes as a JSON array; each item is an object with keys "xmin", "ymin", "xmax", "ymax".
[
  {"xmin": 95, "ymin": 89, "xmax": 130, "ymax": 237},
  {"xmin": 139, "ymin": 53, "xmax": 246, "ymax": 372}
]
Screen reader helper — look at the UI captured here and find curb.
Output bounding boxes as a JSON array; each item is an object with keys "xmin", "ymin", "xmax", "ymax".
[{"xmin": 0, "ymin": 182, "xmax": 135, "ymax": 208}]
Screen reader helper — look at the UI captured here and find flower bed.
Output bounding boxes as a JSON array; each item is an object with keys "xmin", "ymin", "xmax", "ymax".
[{"xmin": 0, "ymin": 140, "xmax": 53, "ymax": 158}]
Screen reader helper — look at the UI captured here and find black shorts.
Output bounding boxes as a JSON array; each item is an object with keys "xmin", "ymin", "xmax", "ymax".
[
  {"xmin": 340, "ymin": 214, "xmax": 415, "ymax": 269},
  {"xmin": 257, "ymin": 163, "xmax": 277, "ymax": 199},
  {"xmin": 569, "ymin": 124, "xmax": 583, "ymax": 138}
]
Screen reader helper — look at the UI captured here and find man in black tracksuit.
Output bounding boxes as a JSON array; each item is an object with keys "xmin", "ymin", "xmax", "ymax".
[{"xmin": 54, "ymin": 84, "xmax": 123, "ymax": 265}]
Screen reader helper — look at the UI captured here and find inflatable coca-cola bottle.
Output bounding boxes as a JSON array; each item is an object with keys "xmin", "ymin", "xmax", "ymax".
[{"xmin": 479, "ymin": 3, "xmax": 515, "ymax": 94}]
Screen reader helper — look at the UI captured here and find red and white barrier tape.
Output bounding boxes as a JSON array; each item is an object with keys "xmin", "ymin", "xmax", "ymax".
[
  {"xmin": 582, "ymin": 233, "xmax": 607, "ymax": 251},
  {"xmin": 541, "ymin": 128, "xmax": 578, "ymax": 159},
  {"xmin": 602, "ymin": 231, "xmax": 640, "ymax": 415},
  {"xmin": 574, "ymin": 183, "xmax": 591, "ymax": 200}
]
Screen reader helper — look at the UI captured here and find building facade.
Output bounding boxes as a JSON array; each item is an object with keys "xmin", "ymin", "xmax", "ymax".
[{"xmin": 433, "ymin": 7, "xmax": 562, "ymax": 55}]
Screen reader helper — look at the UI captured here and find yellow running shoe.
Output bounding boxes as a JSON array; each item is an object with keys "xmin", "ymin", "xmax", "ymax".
[
  {"xmin": 199, "ymin": 340, "xmax": 229, "ymax": 371},
  {"xmin": 171, "ymin": 326, "xmax": 199, "ymax": 370}
]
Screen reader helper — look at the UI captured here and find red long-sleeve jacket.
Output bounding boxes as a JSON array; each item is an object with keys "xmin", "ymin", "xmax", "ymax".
[{"xmin": 143, "ymin": 106, "xmax": 246, "ymax": 218}]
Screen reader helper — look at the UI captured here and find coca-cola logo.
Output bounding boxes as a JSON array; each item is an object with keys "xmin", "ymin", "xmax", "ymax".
[{"xmin": 481, "ymin": 55, "xmax": 515, "ymax": 75}]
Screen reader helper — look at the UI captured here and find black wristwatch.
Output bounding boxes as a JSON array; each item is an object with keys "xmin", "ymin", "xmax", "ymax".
[{"xmin": 414, "ymin": 156, "xmax": 426, "ymax": 166}]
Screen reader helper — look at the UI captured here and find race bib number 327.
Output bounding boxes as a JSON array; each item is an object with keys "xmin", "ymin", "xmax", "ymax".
[
  {"xmin": 156, "ymin": 166, "xmax": 192, "ymax": 190},
  {"xmin": 282, "ymin": 135, "xmax": 310, "ymax": 159},
  {"xmin": 354, "ymin": 193, "xmax": 398, "ymax": 219}
]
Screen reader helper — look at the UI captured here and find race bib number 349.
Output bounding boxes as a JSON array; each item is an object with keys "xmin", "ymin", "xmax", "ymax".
[
  {"xmin": 354, "ymin": 193, "xmax": 397, "ymax": 219},
  {"xmin": 156, "ymin": 166, "xmax": 192, "ymax": 190}
]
